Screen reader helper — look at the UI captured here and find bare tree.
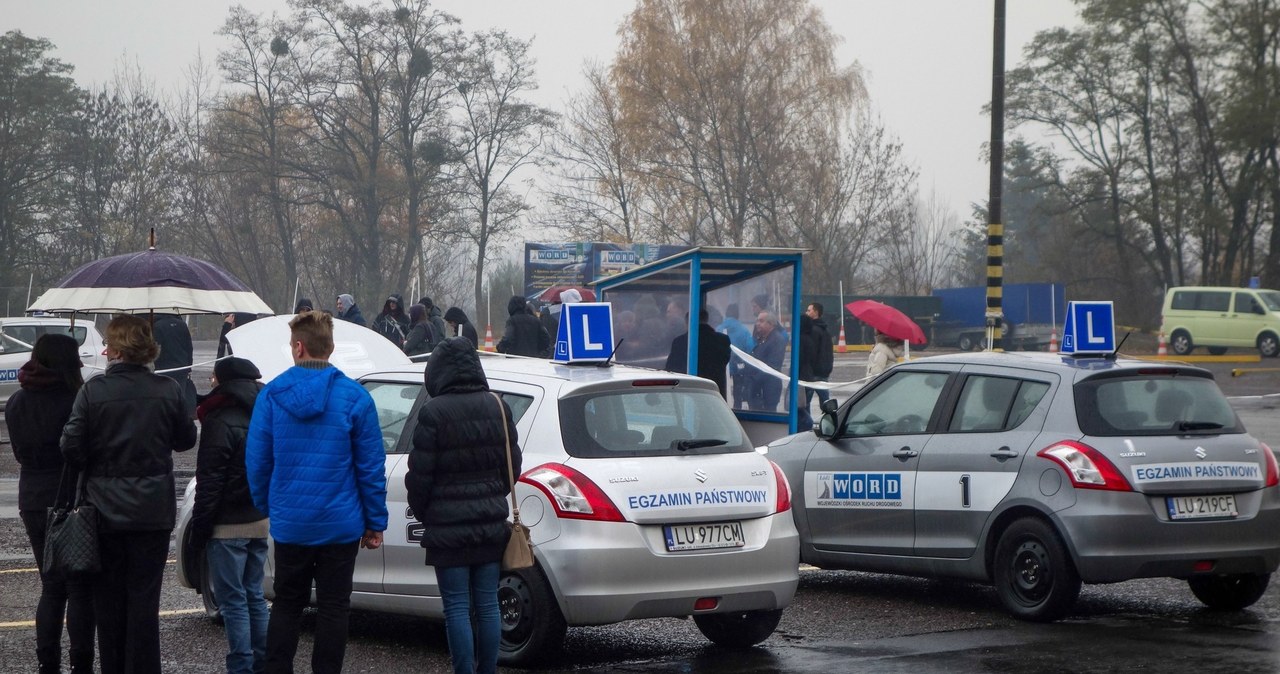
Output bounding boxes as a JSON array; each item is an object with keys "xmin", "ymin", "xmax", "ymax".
[{"xmin": 450, "ymin": 29, "xmax": 556, "ymax": 314}]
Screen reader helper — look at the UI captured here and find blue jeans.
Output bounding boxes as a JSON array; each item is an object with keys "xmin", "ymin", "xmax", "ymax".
[
  {"xmin": 437, "ymin": 562, "xmax": 501, "ymax": 674},
  {"xmin": 207, "ymin": 538, "xmax": 269, "ymax": 674}
]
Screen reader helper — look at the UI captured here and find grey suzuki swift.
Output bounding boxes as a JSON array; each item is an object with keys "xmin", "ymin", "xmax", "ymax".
[{"xmin": 766, "ymin": 351, "xmax": 1280, "ymax": 621}]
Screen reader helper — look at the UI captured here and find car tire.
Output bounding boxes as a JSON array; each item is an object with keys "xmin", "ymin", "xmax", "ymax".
[
  {"xmin": 958, "ymin": 334, "xmax": 977, "ymax": 352},
  {"xmin": 1188, "ymin": 573, "xmax": 1270, "ymax": 610},
  {"xmin": 197, "ymin": 550, "xmax": 223, "ymax": 623},
  {"xmin": 497, "ymin": 566, "xmax": 566, "ymax": 667},
  {"xmin": 694, "ymin": 608, "xmax": 783, "ymax": 648},
  {"xmin": 1207, "ymin": 346, "xmax": 1228, "ymax": 356},
  {"xmin": 993, "ymin": 518, "xmax": 1080, "ymax": 622},
  {"xmin": 1258, "ymin": 332, "xmax": 1280, "ymax": 358},
  {"xmin": 1170, "ymin": 330, "xmax": 1194, "ymax": 356}
]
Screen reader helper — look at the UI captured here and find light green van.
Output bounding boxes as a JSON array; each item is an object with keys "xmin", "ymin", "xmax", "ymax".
[{"xmin": 1160, "ymin": 286, "xmax": 1280, "ymax": 357}]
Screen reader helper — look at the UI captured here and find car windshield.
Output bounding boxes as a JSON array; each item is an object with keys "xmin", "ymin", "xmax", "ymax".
[
  {"xmin": 0, "ymin": 324, "xmax": 88, "ymax": 352},
  {"xmin": 1074, "ymin": 373, "xmax": 1242, "ymax": 436},
  {"xmin": 1258, "ymin": 290, "xmax": 1280, "ymax": 312},
  {"xmin": 559, "ymin": 387, "xmax": 752, "ymax": 457}
]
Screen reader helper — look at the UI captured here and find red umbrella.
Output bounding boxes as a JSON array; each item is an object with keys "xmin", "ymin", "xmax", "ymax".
[
  {"xmin": 535, "ymin": 286, "xmax": 596, "ymax": 303},
  {"xmin": 846, "ymin": 300, "xmax": 927, "ymax": 345}
]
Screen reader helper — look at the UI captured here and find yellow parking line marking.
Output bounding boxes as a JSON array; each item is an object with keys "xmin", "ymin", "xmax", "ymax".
[
  {"xmin": 1, "ymin": 608, "xmax": 203, "ymax": 630},
  {"xmin": 1, "ymin": 559, "xmax": 178, "ymax": 575}
]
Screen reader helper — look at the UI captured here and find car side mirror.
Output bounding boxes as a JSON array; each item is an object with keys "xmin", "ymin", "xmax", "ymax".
[
  {"xmin": 820, "ymin": 398, "xmax": 839, "ymax": 415},
  {"xmin": 816, "ymin": 410, "xmax": 839, "ymax": 439}
]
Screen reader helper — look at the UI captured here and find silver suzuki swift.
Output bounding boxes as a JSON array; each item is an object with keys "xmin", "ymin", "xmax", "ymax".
[
  {"xmin": 176, "ymin": 353, "xmax": 799, "ymax": 665},
  {"xmin": 766, "ymin": 351, "xmax": 1280, "ymax": 621}
]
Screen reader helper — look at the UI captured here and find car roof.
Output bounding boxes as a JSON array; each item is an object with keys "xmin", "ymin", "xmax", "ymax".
[
  {"xmin": 899, "ymin": 350, "xmax": 1211, "ymax": 382},
  {"xmin": 362, "ymin": 352, "xmax": 720, "ymax": 393}
]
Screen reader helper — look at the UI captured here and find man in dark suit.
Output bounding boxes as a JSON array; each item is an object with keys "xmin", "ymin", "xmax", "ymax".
[{"xmin": 665, "ymin": 309, "xmax": 732, "ymax": 398}]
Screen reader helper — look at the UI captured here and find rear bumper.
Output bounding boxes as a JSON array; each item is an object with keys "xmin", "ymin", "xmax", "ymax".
[
  {"xmin": 1053, "ymin": 488, "xmax": 1280, "ymax": 582},
  {"xmin": 538, "ymin": 512, "xmax": 800, "ymax": 625}
]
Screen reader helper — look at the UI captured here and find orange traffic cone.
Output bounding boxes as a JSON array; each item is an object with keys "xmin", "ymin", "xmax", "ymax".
[
  {"xmin": 1048, "ymin": 329, "xmax": 1058, "ymax": 352},
  {"xmin": 483, "ymin": 323, "xmax": 496, "ymax": 352},
  {"xmin": 1156, "ymin": 331, "xmax": 1167, "ymax": 357},
  {"xmin": 837, "ymin": 322, "xmax": 847, "ymax": 353}
]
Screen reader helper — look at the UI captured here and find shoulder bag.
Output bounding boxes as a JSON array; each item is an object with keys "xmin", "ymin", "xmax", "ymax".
[
  {"xmin": 43, "ymin": 467, "xmax": 101, "ymax": 580},
  {"xmin": 493, "ymin": 392, "xmax": 534, "ymax": 570}
]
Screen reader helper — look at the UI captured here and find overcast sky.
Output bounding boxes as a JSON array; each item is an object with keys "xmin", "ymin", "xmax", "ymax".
[{"xmin": 7, "ymin": 0, "xmax": 1079, "ymax": 219}]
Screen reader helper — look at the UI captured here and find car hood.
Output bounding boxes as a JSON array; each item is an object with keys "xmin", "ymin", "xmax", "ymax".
[{"xmin": 226, "ymin": 314, "xmax": 412, "ymax": 382}]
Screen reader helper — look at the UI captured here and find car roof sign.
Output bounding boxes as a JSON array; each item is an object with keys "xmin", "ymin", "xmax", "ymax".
[
  {"xmin": 553, "ymin": 302, "xmax": 615, "ymax": 363},
  {"xmin": 1060, "ymin": 301, "xmax": 1116, "ymax": 356}
]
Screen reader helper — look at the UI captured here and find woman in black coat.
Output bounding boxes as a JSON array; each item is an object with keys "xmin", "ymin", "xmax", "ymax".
[
  {"xmin": 61, "ymin": 315, "xmax": 198, "ymax": 674},
  {"xmin": 406, "ymin": 337, "xmax": 521, "ymax": 674},
  {"xmin": 6, "ymin": 334, "xmax": 94, "ymax": 674}
]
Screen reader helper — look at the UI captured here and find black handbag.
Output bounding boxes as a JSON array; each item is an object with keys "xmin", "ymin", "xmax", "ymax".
[{"xmin": 43, "ymin": 468, "xmax": 101, "ymax": 580}]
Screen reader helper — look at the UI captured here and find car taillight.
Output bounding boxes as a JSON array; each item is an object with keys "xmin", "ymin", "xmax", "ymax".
[
  {"xmin": 521, "ymin": 463, "xmax": 625, "ymax": 522},
  {"xmin": 1037, "ymin": 440, "xmax": 1132, "ymax": 491},
  {"xmin": 1262, "ymin": 443, "xmax": 1279, "ymax": 488},
  {"xmin": 769, "ymin": 460, "xmax": 791, "ymax": 513}
]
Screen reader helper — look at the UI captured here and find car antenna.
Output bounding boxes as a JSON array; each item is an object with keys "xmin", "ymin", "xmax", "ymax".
[
  {"xmin": 598, "ymin": 338, "xmax": 624, "ymax": 368},
  {"xmin": 1110, "ymin": 331, "xmax": 1132, "ymax": 360}
]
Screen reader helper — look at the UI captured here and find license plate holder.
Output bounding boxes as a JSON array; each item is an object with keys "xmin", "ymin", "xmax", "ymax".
[
  {"xmin": 1166, "ymin": 494, "xmax": 1238, "ymax": 520},
  {"xmin": 662, "ymin": 521, "xmax": 746, "ymax": 551}
]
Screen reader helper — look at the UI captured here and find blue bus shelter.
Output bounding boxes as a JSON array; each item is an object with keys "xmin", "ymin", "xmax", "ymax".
[{"xmin": 594, "ymin": 246, "xmax": 807, "ymax": 443}]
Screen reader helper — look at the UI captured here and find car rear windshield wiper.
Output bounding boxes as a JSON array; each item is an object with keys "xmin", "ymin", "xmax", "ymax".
[
  {"xmin": 1175, "ymin": 420, "xmax": 1225, "ymax": 431},
  {"xmin": 674, "ymin": 438, "xmax": 728, "ymax": 451}
]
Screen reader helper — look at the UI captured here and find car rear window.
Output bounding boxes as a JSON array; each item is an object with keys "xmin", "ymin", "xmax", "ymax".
[
  {"xmin": 1074, "ymin": 373, "xmax": 1242, "ymax": 436},
  {"xmin": 559, "ymin": 388, "xmax": 752, "ymax": 458}
]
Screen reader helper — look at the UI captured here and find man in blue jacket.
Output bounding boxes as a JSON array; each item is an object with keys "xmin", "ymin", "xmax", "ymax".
[{"xmin": 245, "ymin": 310, "xmax": 387, "ymax": 674}]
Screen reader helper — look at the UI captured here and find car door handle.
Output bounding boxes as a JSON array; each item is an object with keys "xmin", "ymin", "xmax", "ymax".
[
  {"xmin": 893, "ymin": 447, "xmax": 919, "ymax": 460},
  {"xmin": 990, "ymin": 446, "xmax": 1019, "ymax": 460}
]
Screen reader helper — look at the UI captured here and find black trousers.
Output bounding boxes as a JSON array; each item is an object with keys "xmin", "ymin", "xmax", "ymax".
[
  {"xmin": 266, "ymin": 541, "xmax": 359, "ymax": 674},
  {"xmin": 95, "ymin": 528, "xmax": 170, "ymax": 674},
  {"xmin": 20, "ymin": 509, "xmax": 95, "ymax": 673}
]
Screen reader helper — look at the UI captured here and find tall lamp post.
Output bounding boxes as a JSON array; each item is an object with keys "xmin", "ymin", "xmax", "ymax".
[{"xmin": 987, "ymin": 0, "xmax": 1006, "ymax": 350}]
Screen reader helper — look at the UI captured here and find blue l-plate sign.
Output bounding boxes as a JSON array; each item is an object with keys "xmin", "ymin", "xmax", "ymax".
[
  {"xmin": 1060, "ymin": 301, "xmax": 1115, "ymax": 354},
  {"xmin": 554, "ymin": 302, "xmax": 615, "ymax": 362}
]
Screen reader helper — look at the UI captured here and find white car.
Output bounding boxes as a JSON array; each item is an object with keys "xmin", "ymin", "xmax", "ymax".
[
  {"xmin": 176, "ymin": 353, "xmax": 800, "ymax": 666},
  {"xmin": 0, "ymin": 316, "xmax": 108, "ymax": 408}
]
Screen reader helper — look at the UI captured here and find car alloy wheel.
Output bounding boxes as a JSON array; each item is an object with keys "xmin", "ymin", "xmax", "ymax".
[{"xmin": 1170, "ymin": 331, "xmax": 1194, "ymax": 356}]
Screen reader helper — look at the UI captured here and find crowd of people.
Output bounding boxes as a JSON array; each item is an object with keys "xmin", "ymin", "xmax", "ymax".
[
  {"xmin": 7, "ymin": 287, "xmax": 894, "ymax": 673},
  {"xmin": 9, "ymin": 310, "xmax": 520, "ymax": 674}
]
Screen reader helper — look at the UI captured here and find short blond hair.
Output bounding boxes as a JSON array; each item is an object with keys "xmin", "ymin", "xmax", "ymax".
[
  {"xmin": 289, "ymin": 310, "xmax": 334, "ymax": 359},
  {"xmin": 106, "ymin": 314, "xmax": 160, "ymax": 364}
]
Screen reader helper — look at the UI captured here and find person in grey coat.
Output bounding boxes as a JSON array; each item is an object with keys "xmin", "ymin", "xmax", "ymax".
[{"xmin": 335, "ymin": 294, "xmax": 366, "ymax": 327}]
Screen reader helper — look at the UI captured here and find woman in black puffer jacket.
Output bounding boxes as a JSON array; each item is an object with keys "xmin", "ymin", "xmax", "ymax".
[
  {"xmin": 406, "ymin": 337, "xmax": 521, "ymax": 674},
  {"xmin": 6, "ymin": 334, "xmax": 94, "ymax": 673}
]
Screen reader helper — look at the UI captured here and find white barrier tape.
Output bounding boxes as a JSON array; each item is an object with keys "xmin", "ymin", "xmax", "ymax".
[{"xmin": 730, "ymin": 345, "xmax": 872, "ymax": 391}]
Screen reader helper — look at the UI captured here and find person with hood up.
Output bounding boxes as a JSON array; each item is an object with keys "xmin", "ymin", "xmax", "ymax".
[
  {"xmin": 443, "ymin": 306, "xmax": 479, "ymax": 347},
  {"xmin": 403, "ymin": 303, "xmax": 436, "ymax": 359},
  {"xmin": 417, "ymin": 297, "xmax": 449, "ymax": 351},
  {"xmin": 335, "ymin": 293, "xmax": 366, "ymax": 327},
  {"xmin": 245, "ymin": 310, "xmax": 387, "ymax": 674},
  {"xmin": 190, "ymin": 357, "xmax": 268, "ymax": 674},
  {"xmin": 539, "ymin": 288, "xmax": 583, "ymax": 346},
  {"xmin": 496, "ymin": 295, "xmax": 550, "ymax": 357},
  {"xmin": 7, "ymin": 334, "xmax": 95, "ymax": 674},
  {"xmin": 372, "ymin": 294, "xmax": 410, "ymax": 346},
  {"xmin": 406, "ymin": 337, "xmax": 521, "ymax": 674},
  {"xmin": 293, "ymin": 298, "xmax": 314, "ymax": 313},
  {"xmin": 61, "ymin": 315, "xmax": 198, "ymax": 674}
]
